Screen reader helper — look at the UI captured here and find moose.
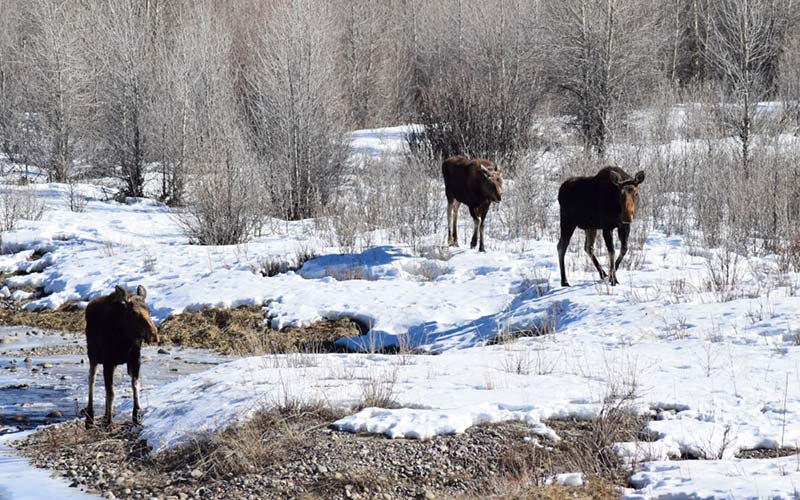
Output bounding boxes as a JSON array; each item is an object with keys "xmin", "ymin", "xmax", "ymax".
[
  {"xmin": 442, "ymin": 155, "xmax": 503, "ymax": 252},
  {"xmin": 85, "ymin": 285, "xmax": 159, "ymax": 428},
  {"xmin": 557, "ymin": 166, "xmax": 646, "ymax": 287}
]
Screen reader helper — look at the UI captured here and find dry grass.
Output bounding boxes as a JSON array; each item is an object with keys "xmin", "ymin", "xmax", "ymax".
[
  {"xmin": 158, "ymin": 306, "xmax": 365, "ymax": 354},
  {"xmin": 0, "ymin": 302, "xmax": 85, "ymax": 333},
  {"xmin": 157, "ymin": 403, "xmax": 347, "ymax": 479},
  {"xmin": 0, "ymin": 300, "xmax": 366, "ymax": 354}
]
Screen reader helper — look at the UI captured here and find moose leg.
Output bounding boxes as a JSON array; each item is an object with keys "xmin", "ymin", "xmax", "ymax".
[
  {"xmin": 477, "ymin": 205, "xmax": 489, "ymax": 252},
  {"xmin": 583, "ymin": 229, "xmax": 607, "ymax": 280},
  {"xmin": 602, "ymin": 229, "xmax": 618, "ymax": 286},
  {"xmin": 557, "ymin": 219, "xmax": 576, "ymax": 287},
  {"xmin": 129, "ymin": 361, "xmax": 142, "ymax": 426},
  {"xmin": 447, "ymin": 199, "xmax": 460, "ymax": 247},
  {"xmin": 103, "ymin": 364, "xmax": 116, "ymax": 427},
  {"xmin": 615, "ymin": 224, "xmax": 630, "ymax": 271},
  {"xmin": 469, "ymin": 206, "xmax": 479, "ymax": 249},
  {"xmin": 85, "ymin": 361, "xmax": 98, "ymax": 429}
]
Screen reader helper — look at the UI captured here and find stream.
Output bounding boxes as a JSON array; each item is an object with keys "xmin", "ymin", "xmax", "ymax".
[{"xmin": 0, "ymin": 326, "xmax": 230, "ymax": 499}]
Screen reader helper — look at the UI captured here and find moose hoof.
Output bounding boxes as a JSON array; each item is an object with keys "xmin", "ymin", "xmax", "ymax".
[
  {"xmin": 132, "ymin": 411, "xmax": 141, "ymax": 426},
  {"xmin": 561, "ymin": 281, "xmax": 570, "ymax": 287}
]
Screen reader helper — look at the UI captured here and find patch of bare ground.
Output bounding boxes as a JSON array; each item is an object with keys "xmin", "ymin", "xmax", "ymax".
[
  {"xmin": 736, "ymin": 448, "xmax": 800, "ymax": 459},
  {"xmin": 0, "ymin": 301, "xmax": 373, "ymax": 355},
  {"xmin": 15, "ymin": 404, "xmax": 646, "ymax": 500},
  {"xmin": 157, "ymin": 306, "xmax": 366, "ymax": 354},
  {"xmin": 0, "ymin": 301, "xmax": 85, "ymax": 334}
]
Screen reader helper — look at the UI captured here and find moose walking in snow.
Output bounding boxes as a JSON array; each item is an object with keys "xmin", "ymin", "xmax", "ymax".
[
  {"xmin": 557, "ymin": 166, "xmax": 646, "ymax": 287},
  {"xmin": 442, "ymin": 155, "xmax": 503, "ymax": 252},
  {"xmin": 85, "ymin": 285, "xmax": 159, "ymax": 428}
]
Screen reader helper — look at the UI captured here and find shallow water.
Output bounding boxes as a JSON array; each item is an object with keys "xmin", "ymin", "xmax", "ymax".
[
  {"xmin": 0, "ymin": 326, "xmax": 228, "ymax": 431},
  {"xmin": 0, "ymin": 326, "xmax": 230, "ymax": 499}
]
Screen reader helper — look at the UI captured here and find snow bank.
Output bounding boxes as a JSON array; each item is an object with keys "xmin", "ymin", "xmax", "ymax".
[
  {"xmin": 626, "ymin": 455, "xmax": 800, "ymax": 499},
  {"xmin": 332, "ymin": 404, "xmax": 560, "ymax": 440}
]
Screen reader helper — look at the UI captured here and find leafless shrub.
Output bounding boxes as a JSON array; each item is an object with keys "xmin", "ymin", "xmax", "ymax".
[
  {"xmin": 704, "ymin": 247, "xmax": 743, "ymax": 302},
  {"xmin": 0, "ymin": 187, "xmax": 46, "ymax": 231},
  {"xmin": 412, "ymin": 1, "xmax": 543, "ymax": 173},
  {"xmin": 102, "ymin": 241, "xmax": 116, "ymax": 257},
  {"xmin": 253, "ymin": 247, "xmax": 318, "ymax": 278},
  {"xmin": 142, "ymin": 253, "xmax": 157, "ymax": 274},
  {"xmin": 359, "ymin": 366, "xmax": 399, "ymax": 409},
  {"xmin": 415, "ymin": 245, "xmax": 452, "ymax": 262},
  {"xmin": 67, "ymin": 181, "xmax": 86, "ymax": 213},
  {"xmin": 243, "ymin": 0, "xmax": 349, "ymax": 221}
]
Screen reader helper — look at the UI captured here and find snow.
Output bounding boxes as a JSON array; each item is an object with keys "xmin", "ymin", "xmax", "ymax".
[
  {"xmin": 0, "ymin": 432, "xmax": 101, "ymax": 500},
  {"xmin": 626, "ymin": 455, "xmax": 800, "ymax": 499},
  {"xmin": 2, "ymin": 124, "xmax": 800, "ymax": 498},
  {"xmin": 331, "ymin": 405, "xmax": 561, "ymax": 440}
]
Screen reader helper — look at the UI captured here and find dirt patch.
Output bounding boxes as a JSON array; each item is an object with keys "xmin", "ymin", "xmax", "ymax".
[
  {"xmin": 16, "ymin": 409, "xmax": 633, "ymax": 500},
  {"xmin": 0, "ymin": 301, "xmax": 85, "ymax": 334},
  {"xmin": 0, "ymin": 302, "xmax": 368, "ymax": 355},
  {"xmin": 158, "ymin": 306, "xmax": 365, "ymax": 355},
  {"xmin": 736, "ymin": 448, "xmax": 800, "ymax": 459}
]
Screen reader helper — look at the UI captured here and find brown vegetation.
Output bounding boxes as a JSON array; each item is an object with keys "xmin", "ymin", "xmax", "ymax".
[
  {"xmin": 158, "ymin": 306, "xmax": 364, "ymax": 355},
  {"xmin": 17, "ymin": 403, "xmax": 645, "ymax": 500}
]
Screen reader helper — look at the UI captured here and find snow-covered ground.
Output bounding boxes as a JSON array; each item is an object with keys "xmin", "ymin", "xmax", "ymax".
[{"xmin": 1, "ymin": 125, "xmax": 800, "ymax": 498}]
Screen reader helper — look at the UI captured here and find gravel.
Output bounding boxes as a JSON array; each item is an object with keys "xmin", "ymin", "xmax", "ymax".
[{"xmin": 14, "ymin": 415, "xmax": 554, "ymax": 500}]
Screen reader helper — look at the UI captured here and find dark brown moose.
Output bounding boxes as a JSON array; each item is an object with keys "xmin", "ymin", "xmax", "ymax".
[
  {"xmin": 442, "ymin": 155, "xmax": 503, "ymax": 252},
  {"xmin": 85, "ymin": 285, "xmax": 159, "ymax": 428},
  {"xmin": 557, "ymin": 166, "xmax": 645, "ymax": 287}
]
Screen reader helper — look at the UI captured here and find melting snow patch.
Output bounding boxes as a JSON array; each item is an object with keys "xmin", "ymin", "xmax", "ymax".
[
  {"xmin": 548, "ymin": 472, "xmax": 584, "ymax": 487},
  {"xmin": 332, "ymin": 404, "xmax": 560, "ymax": 440},
  {"xmin": 626, "ymin": 455, "xmax": 800, "ymax": 499}
]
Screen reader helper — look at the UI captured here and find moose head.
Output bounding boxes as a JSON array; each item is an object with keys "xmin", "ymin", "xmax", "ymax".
[
  {"xmin": 113, "ymin": 285, "xmax": 159, "ymax": 345},
  {"xmin": 612, "ymin": 170, "xmax": 645, "ymax": 224},
  {"xmin": 480, "ymin": 164, "xmax": 503, "ymax": 203}
]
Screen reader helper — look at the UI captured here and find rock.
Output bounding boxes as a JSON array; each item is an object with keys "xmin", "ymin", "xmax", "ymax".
[
  {"xmin": 47, "ymin": 411, "xmax": 63, "ymax": 418},
  {"xmin": 41, "ymin": 362, "xmax": 54, "ymax": 368},
  {"xmin": 157, "ymin": 348, "xmax": 170, "ymax": 355},
  {"xmin": 316, "ymin": 465, "xmax": 328, "ymax": 474},
  {"xmin": 23, "ymin": 357, "xmax": 32, "ymax": 364},
  {"xmin": 190, "ymin": 468, "xmax": 203, "ymax": 479},
  {"xmin": 104, "ymin": 493, "xmax": 116, "ymax": 499}
]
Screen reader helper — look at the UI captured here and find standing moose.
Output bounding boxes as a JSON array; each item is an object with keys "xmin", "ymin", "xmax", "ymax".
[
  {"xmin": 85, "ymin": 285, "xmax": 159, "ymax": 428},
  {"xmin": 442, "ymin": 155, "xmax": 503, "ymax": 252},
  {"xmin": 557, "ymin": 166, "xmax": 646, "ymax": 287}
]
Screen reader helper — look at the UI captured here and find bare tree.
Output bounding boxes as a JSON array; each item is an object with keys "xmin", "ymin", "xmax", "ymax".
[
  {"xmin": 175, "ymin": 1, "xmax": 262, "ymax": 245},
  {"xmin": 541, "ymin": 0, "xmax": 661, "ymax": 155},
  {"xmin": 0, "ymin": 0, "xmax": 23, "ymax": 161},
  {"xmin": 243, "ymin": 0, "xmax": 349, "ymax": 220},
  {"xmin": 87, "ymin": 1, "xmax": 159, "ymax": 197},
  {"xmin": 704, "ymin": 0, "xmax": 783, "ymax": 176},
  {"xmin": 414, "ymin": 0, "xmax": 544, "ymax": 171},
  {"xmin": 17, "ymin": 0, "xmax": 94, "ymax": 182}
]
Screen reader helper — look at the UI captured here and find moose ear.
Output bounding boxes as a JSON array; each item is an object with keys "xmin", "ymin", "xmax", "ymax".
[
  {"xmin": 136, "ymin": 285, "xmax": 147, "ymax": 299},
  {"xmin": 609, "ymin": 170, "xmax": 623, "ymax": 186},
  {"xmin": 114, "ymin": 285, "xmax": 128, "ymax": 302},
  {"xmin": 480, "ymin": 165, "xmax": 492, "ymax": 178},
  {"xmin": 634, "ymin": 170, "xmax": 645, "ymax": 185}
]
